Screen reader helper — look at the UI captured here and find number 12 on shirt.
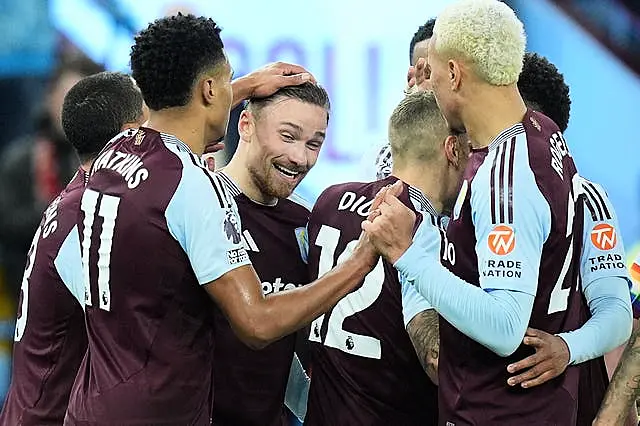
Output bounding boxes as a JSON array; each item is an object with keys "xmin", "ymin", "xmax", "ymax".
[
  {"xmin": 80, "ymin": 188, "xmax": 120, "ymax": 312},
  {"xmin": 308, "ymin": 225, "xmax": 385, "ymax": 359}
]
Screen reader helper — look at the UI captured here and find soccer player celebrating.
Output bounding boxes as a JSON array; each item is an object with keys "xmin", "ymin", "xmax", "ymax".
[
  {"xmin": 362, "ymin": 1, "xmax": 632, "ymax": 424},
  {"xmin": 0, "ymin": 72, "xmax": 147, "ymax": 426},
  {"xmin": 65, "ymin": 14, "xmax": 376, "ymax": 425},
  {"xmin": 304, "ymin": 90, "xmax": 465, "ymax": 425},
  {"xmin": 210, "ymin": 82, "xmax": 330, "ymax": 426},
  {"xmin": 402, "ymin": 49, "xmax": 635, "ymax": 425}
]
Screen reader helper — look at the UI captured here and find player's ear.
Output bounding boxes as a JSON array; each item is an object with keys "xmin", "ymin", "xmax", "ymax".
[
  {"xmin": 448, "ymin": 60, "xmax": 462, "ymax": 91},
  {"xmin": 444, "ymin": 135, "xmax": 460, "ymax": 167},
  {"xmin": 201, "ymin": 77, "xmax": 217, "ymax": 107},
  {"xmin": 238, "ymin": 109, "xmax": 254, "ymax": 142}
]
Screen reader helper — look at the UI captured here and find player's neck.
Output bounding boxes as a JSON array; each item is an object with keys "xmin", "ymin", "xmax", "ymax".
[
  {"xmin": 224, "ymin": 156, "xmax": 278, "ymax": 206},
  {"xmin": 80, "ymin": 160, "xmax": 93, "ymax": 172},
  {"xmin": 463, "ymin": 84, "xmax": 526, "ymax": 150},
  {"xmin": 392, "ymin": 164, "xmax": 444, "ymax": 214},
  {"xmin": 145, "ymin": 108, "xmax": 207, "ymax": 155}
]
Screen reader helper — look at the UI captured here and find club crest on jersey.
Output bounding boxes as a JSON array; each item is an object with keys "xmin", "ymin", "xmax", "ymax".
[
  {"xmin": 294, "ymin": 227, "xmax": 309, "ymax": 264},
  {"xmin": 590, "ymin": 223, "xmax": 616, "ymax": 250},
  {"xmin": 223, "ymin": 209, "xmax": 242, "ymax": 244},
  {"xmin": 529, "ymin": 115, "xmax": 541, "ymax": 132},
  {"xmin": 488, "ymin": 224, "xmax": 515, "ymax": 255},
  {"xmin": 452, "ymin": 180, "xmax": 468, "ymax": 221},
  {"xmin": 134, "ymin": 129, "xmax": 145, "ymax": 145}
]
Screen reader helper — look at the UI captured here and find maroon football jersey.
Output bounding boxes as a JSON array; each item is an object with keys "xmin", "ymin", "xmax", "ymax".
[
  {"xmin": 211, "ymin": 172, "xmax": 311, "ymax": 426},
  {"xmin": 438, "ymin": 110, "xmax": 587, "ymax": 425},
  {"xmin": 65, "ymin": 128, "xmax": 250, "ymax": 425},
  {"xmin": 304, "ymin": 176, "xmax": 438, "ymax": 426},
  {"xmin": 577, "ymin": 353, "xmax": 608, "ymax": 425},
  {"xmin": 0, "ymin": 170, "xmax": 87, "ymax": 426}
]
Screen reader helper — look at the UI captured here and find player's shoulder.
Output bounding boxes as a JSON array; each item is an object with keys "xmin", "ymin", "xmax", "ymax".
[
  {"xmin": 318, "ymin": 178, "xmax": 395, "ymax": 203},
  {"xmin": 313, "ymin": 178, "xmax": 394, "ymax": 215},
  {"xmin": 56, "ymin": 171, "xmax": 87, "ymax": 212},
  {"xmin": 579, "ymin": 177, "xmax": 615, "ymax": 222},
  {"xmin": 284, "ymin": 192, "xmax": 313, "ymax": 214}
]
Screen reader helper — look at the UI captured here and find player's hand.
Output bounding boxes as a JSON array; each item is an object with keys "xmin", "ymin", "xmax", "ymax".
[
  {"xmin": 404, "ymin": 58, "xmax": 430, "ymax": 95},
  {"xmin": 362, "ymin": 180, "xmax": 415, "ymax": 264},
  {"xmin": 202, "ymin": 141, "xmax": 225, "ymax": 171},
  {"xmin": 506, "ymin": 327, "xmax": 570, "ymax": 388},
  {"xmin": 366, "ymin": 184, "xmax": 392, "ymax": 222},
  {"xmin": 352, "ymin": 230, "xmax": 379, "ymax": 272},
  {"xmin": 246, "ymin": 62, "xmax": 315, "ymax": 99}
]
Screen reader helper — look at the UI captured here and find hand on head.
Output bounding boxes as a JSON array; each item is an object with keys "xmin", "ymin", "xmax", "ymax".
[{"xmin": 247, "ymin": 62, "xmax": 317, "ymax": 99}]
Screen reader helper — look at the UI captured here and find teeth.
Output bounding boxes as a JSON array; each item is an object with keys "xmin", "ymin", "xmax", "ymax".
[{"xmin": 274, "ymin": 164, "xmax": 300, "ymax": 178}]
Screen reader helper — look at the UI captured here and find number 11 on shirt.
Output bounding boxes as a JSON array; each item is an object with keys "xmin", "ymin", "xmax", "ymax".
[{"xmin": 80, "ymin": 188, "xmax": 120, "ymax": 312}]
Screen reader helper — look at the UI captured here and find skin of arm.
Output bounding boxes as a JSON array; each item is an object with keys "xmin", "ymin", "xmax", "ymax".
[
  {"xmin": 406, "ymin": 309, "xmax": 440, "ymax": 385},
  {"xmin": 230, "ymin": 62, "xmax": 314, "ymax": 109},
  {"xmin": 594, "ymin": 325, "xmax": 640, "ymax": 425},
  {"xmin": 205, "ymin": 242, "xmax": 376, "ymax": 349}
]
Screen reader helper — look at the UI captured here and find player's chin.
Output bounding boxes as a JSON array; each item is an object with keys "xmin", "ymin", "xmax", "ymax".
[{"xmin": 273, "ymin": 175, "xmax": 305, "ymax": 199}]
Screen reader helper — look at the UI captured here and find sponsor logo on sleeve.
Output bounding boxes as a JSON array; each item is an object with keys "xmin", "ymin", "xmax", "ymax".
[
  {"xmin": 227, "ymin": 247, "xmax": 248, "ymax": 265},
  {"xmin": 488, "ymin": 224, "xmax": 515, "ymax": 255},
  {"xmin": 590, "ymin": 223, "xmax": 617, "ymax": 250},
  {"xmin": 223, "ymin": 208, "xmax": 242, "ymax": 245},
  {"xmin": 588, "ymin": 253, "xmax": 624, "ymax": 273}
]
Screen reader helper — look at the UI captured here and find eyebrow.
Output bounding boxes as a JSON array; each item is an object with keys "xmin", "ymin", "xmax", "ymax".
[{"xmin": 281, "ymin": 121, "xmax": 326, "ymax": 139}]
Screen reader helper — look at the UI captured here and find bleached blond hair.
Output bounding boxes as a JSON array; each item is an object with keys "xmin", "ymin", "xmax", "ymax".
[
  {"xmin": 388, "ymin": 91, "xmax": 449, "ymax": 164},
  {"xmin": 433, "ymin": 0, "xmax": 526, "ymax": 85}
]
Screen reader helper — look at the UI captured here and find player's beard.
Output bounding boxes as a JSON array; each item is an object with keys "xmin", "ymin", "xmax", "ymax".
[{"xmin": 247, "ymin": 161, "xmax": 306, "ymax": 201}]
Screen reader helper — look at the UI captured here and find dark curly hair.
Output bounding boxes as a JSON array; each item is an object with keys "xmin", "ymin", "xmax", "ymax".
[
  {"xmin": 409, "ymin": 19, "xmax": 436, "ymax": 64},
  {"xmin": 130, "ymin": 14, "xmax": 226, "ymax": 111},
  {"xmin": 518, "ymin": 52, "xmax": 571, "ymax": 132},
  {"xmin": 62, "ymin": 72, "xmax": 144, "ymax": 162}
]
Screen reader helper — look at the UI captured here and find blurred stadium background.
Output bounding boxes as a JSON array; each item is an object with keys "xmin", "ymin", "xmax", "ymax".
[{"xmin": 0, "ymin": 0, "xmax": 638, "ymax": 409}]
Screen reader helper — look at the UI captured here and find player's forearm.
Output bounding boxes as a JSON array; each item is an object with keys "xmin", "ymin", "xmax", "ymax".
[
  {"xmin": 406, "ymin": 309, "xmax": 439, "ymax": 384},
  {"xmin": 252, "ymin": 255, "xmax": 373, "ymax": 347},
  {"xmin": 595, "ymin": 327, "xmax": 640, "ymax": 425},
  {"xmin": 557, "ymin": 276, "xmax": 632, "ymax": 365},
  {"xmin": 231, "ymin": 76, "xmax": 255, "ymax": 109},
  {"xmin": 396, "ymin": 244, "xmax": 532, "ymax": 357}
]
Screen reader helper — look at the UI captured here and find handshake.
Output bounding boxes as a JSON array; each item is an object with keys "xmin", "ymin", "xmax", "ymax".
[{"xmin": 354, "ymin": 180, "xmax": 417, "ymax": 270}]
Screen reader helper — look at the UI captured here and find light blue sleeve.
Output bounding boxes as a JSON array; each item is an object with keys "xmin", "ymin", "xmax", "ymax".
[
  {"xmin": 558, "ymin": 276, "xmax": 632, "ymax": 364},
  {"xmin": 54, "ymin": 226, "xmax": 84, "ymax": 306},
  {"xmin": 399, "ymin": 213, "xmax": 433, "ymax": 327},
  {"xmin": 165, "ymin": 148, "xmax": 251, "ymax": 285},
  {"xmin": 472, "ymin": 140, "xmax": 551, "ymax": 295},
  {"xmin": 579, "ymin": 179, "xmax": 630, "ymax": 282},
  {"xmin": 556, "ymin": 179, "xmax": 633, "ymax": 364},
  {"xmin": 401, "ymin": 274, "xmax": 433, "ymax": 327},
  {"xmin": 284, "ymin": 352, "xmax": 310, "ymax": 421},
  {"xmin": 395, "ymin": 216, "xmax": 534, "ymax": 357}
]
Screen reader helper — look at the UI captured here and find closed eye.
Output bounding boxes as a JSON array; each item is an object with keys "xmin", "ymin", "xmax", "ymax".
[
  {"xmin": 307, "ymin": 141, "xmax": 323, "ymax": 151},
  {"xmin": 281, "ymin": 132, "xmax": 295, "ymax": 142}
]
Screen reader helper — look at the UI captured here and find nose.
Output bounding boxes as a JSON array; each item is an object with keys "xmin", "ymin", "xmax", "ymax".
[{"xmin": 286, "ymin": 142, "xmax": 307, "ymax": 167}]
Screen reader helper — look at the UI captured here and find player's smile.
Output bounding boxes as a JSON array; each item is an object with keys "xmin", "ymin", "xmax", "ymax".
[{"xmin": 272, "ymin": 162, "xmax": 306, "ymax": 185}]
